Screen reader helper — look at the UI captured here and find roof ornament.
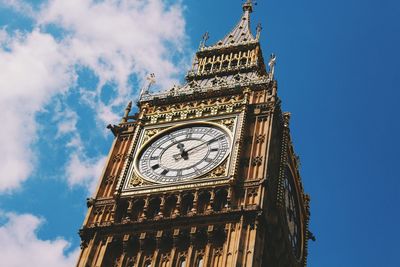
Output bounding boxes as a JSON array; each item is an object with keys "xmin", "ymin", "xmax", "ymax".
[
  {"xmin": 243, "ymin": 0, "xmax": 256, "ymax": 13},
  {"xmin": 256, "ymin": 23, "xmax": 262, "ymax": 40},
  {"xmin": 268, "ymin": 53, "xmax": 277, "ymax": 80},
  {"xmin": 121, "ymin": 101, "xmax": 132, "ymax": 123},
  {"xmin": 199, "ymin": 31, "xmax": 209, "ymax": 50},
  {"xmin": 140, "ymin": 73, "xmax": 156, "ymax": 98}
]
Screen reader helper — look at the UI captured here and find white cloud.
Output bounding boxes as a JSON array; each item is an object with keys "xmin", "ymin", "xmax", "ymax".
[
  {"xmin": 66, "ymin": 153, "xmax": 107, "ymax": 194},
  {"xmin": 0, "ymin": 0, "xmax": 189, "ymax": 193},
  {"xmin": 0, "ymin": 30, "xmax": 75, "ymax": 193},
  {"xmin": 0, "ymin": 212, "xmax": 79, "ymax": 267}
]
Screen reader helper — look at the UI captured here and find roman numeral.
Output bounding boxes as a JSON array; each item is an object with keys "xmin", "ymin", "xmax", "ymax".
[
  {"xmin": 210, "ymin": 148, "xmax": 218, "ymax": 152},
  {"xmin": 151, "ymin": 164, "xmax": 160, "ymax": 170},
  {"xmin": 161, "ymin": 169, "xmax": 169, "ymax": 175}
]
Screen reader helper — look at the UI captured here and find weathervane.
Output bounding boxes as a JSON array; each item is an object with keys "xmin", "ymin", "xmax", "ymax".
[
  {"xmin": 199, "ymin": 31, "xmax": 209, "ymax": 50},
  {"xmin": 140, "ymin": 73, "xmax": 156, "ymax": 98}
]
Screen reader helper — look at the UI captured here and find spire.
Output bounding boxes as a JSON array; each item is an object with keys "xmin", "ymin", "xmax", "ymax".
[{"xmin": 210, "ymin": 0, "xmax": 258, "ymax": 48}]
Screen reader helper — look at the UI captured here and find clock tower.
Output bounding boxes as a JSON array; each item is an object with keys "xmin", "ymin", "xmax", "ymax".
[{"xmin": 77, "ymin": 1, "xmax": 312, "ymax": 266}]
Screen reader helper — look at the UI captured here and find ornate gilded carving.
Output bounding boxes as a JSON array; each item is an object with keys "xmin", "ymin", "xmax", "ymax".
[
  {"xmin": 129, "ymin": 175, "xmax": 143, "ymax": 187},
  {"xmin": 144, "ymin": 95, "xmax": 245, "ymax": 125},
  {"xmin": 213, "ymin": 117, "xmax": 235, "ymax": 132},
  {"xmin": 209, "ymin": 165, "xmax": 226, "ymax": 177},
  {"xmin": 142, "ymin": 128, "xmax": 161, "ymax": 143}
]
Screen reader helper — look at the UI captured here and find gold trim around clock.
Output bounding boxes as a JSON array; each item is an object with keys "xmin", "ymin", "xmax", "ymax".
[{"xmin": 132, "ymin": 121, "xmax": 234, "ymax": 184}]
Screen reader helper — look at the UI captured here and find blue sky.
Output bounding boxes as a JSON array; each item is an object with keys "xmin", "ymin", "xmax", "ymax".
[{"xmin": 0, "ymin": 0, "xmax": 399, "ymax": 266}]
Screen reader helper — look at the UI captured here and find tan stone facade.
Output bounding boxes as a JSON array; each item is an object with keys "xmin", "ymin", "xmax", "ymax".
[{"xmin": 77, "ymin": 2, "xmax": 311, "ymax": 266}]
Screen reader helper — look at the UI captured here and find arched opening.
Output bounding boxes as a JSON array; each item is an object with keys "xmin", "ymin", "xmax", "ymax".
[
  {"xmin": 196, "ymin": 256, "xmax": 204, "ymax": 267},
  {"xmin": 147, "ymin": 197, "xmax": 161, "ymax": 219},
  {"xmin": 204, "ymin": 63, "xmax": 212, "ymax": 72},
  {"xmin": 180, "ymin": 193, "xmax": 194, "ymax": 216},
  {"xmin": 164, "ymin": 195, "xmax": 177, "ymax": 218},
  {"xmin": 213, "ymin": 189, "xmax": 228, "ymax": 212},
  {"xmin": 240, "ymin": 57, "xmax": 247, "ymax": 66},
  {"xmin": 213, "ymin": 61, "xmax": 221, "ymax": 70},
  {"xmin": 197, "ymin": 191, "xmax": 211, "ymax": 214},
  {"xmin": 178, "ymin": 256, "xmax": 186, "ymax": 267},
  {"xmin": 230, "ymin": 59, "xmax": 238, "ymax": 68},
  {"xmin": 131, "ymin": 199, "xmax": 145, "ymax": 221}
]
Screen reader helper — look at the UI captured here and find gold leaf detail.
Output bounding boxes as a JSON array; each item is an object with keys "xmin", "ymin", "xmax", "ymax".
[{"xmin": 129, "ymin": 175, "xmax": 143, "ymax": 187}]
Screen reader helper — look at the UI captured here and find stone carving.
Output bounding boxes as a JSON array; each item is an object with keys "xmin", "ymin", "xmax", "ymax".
[
  {"xmin": 256, "ymin": 134, "xmax": 265, "ymax": 143},
  {"xmin": 251, "ymin": 156, "xmax": 263, "ymax": 166}
]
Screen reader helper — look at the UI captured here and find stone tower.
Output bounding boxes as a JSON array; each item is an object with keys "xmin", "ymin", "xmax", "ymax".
[{"xmin": 77, "ymin": 1, "xmax": 311, "ymax": 266}]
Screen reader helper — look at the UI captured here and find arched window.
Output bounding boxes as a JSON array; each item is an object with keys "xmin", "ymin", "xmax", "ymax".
[
  {"xmin": 147, "ymin": 197, "xmax": 161, "ymax": 219},
  {"xmin": 181, "ymin": 194, "xmax": 194, "ymax": 216},
  {"xmin": 131, "ymin": 199, "xmax": 145, "ymax": 221},
  {"xmin": 179, "ymin": 257, "xmax": 186, "ymax": 267},
  {"xmin": 230, "ymin": 59, "xmax": 238, "ymax": 68},
  {"xmin": 213, "ymin": 189, "xmax": 228, "ymax": 212},
  {"xmin": 196, "ymin": 256, "xmax": 204, "ymax": 267},
  {"xmin": 197, "ymin": 192, "xmax": 210, "ymax": 214},
  {"xmin": 164, "ymin": 195, "xmax": 177, "ymax": 218}
]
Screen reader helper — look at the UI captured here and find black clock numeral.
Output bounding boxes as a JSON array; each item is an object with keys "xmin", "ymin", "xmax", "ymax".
[
  {"xmin": 150, "ymin": 156, "xmax": 159, "ymax": 160},
  {"xmin": 210, "ymin": 148, "xmax": 218, "ymax": 152},
  {"xmin": 151, "ymin": 164, "xmax": 160, "ymax": 170},
  {"xmin": 176, "ymin": 170, "xmax": 182, "ymax": 176},
  {"xmin": 161, "ymin": 169, "xmax": 169, "ymax": 175}
]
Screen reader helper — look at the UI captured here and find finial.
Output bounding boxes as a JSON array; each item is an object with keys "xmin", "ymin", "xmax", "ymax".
[
  {"xmin": 140, "ymin": 73, "xmax": 156, "ymax": 99},
  {"xmin": 199, "ymin": 31, "xmax": 209, "ymax": 50},
  {"xmin": 121, "ymin": 101, "xmax": 132, "ymax": 123},
  {"xmin": 243, "ymin": 0, "xmax": 256, "ymax": 13},
  {"xmin": 256, "ymin": 23, "xmax": 262, "ymax": 40}
]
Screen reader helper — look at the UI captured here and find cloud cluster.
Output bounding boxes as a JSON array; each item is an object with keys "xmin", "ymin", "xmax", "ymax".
[
  {"xmin": 0, "ymin": 212, "xmax": 79, "ymax": 266},
  {"xmin": 0, "ymin": 30, "xmax": 74, "ymax": 193},
  {"xmin": 0, "ymin": 0, "xmax": 188, "ymax": 193},
  {"xmin": 66, "ymin": 153, "xmax": 107, "ymax": 193}
]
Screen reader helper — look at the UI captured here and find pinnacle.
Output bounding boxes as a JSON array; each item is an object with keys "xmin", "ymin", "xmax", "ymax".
[{"xmin": 242, "ymin": 0, "xmax": 254, "ymax": 13}]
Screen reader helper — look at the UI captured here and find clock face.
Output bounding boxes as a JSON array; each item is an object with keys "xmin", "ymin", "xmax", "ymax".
[
  {"xmin": 283, "ymin": 165, "xmax": 302, "ymax": 259},
  {"xmin": 136, "ymin": 123, "xmax": 231, "ymax": 183}
]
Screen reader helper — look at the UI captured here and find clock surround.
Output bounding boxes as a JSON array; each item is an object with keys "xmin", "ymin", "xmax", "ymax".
[{"xmin": 134, "ymin": 122, "xmax": 233, "ymax": 184}]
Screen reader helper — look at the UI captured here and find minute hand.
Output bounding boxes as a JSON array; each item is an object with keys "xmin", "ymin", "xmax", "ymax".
[{"xmin": 173, "ymin": 135, "xmax": 224, "ymax": 159}]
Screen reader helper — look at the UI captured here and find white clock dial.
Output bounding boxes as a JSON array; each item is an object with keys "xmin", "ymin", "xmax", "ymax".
[
  {"xmin": 284, "ymin": 165, "xmax": 302, "ymax": 259},
  {"xmin": 136, "ymin": 124, "xmax": 231, "ymax": 183}
]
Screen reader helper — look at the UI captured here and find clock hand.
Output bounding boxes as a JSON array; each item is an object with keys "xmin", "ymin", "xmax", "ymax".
[
  {"xmin": 172, "ymin": 135, "xmax": 224, "ymax": 159},
  {"xmin": 175, "ymin": 143, "xmax": 188, "ymax": 160}
]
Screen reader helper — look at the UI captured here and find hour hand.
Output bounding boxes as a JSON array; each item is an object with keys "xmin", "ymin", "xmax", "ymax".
[{"xmin": 174, "ymin": 143, "xmax": 188, "ymax": 160}]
